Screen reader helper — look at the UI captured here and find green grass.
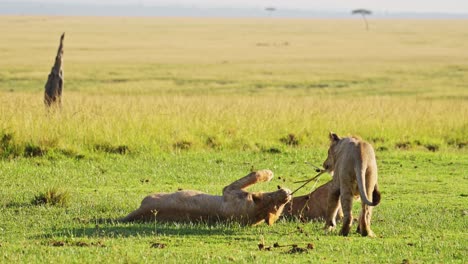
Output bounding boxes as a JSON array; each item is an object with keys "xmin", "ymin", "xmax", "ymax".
[
  {"xmin": 0, "ymin": 16, "xmax": 467, "ymax": 263},
  {"xmin": 1, "ymin": 150, "xmax": 467, "ymax": 263}
]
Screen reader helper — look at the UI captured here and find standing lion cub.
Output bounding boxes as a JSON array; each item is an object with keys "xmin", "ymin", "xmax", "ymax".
[
  {"xmin": 323, "ymin": 132, "xmax": 381, "ymax": 237},
  {"xmin": 120, "ymin": 170, "xmax": 292, "ymax": 226}
]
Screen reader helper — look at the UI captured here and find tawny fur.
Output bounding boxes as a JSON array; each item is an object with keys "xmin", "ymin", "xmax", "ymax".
[
  {"xmin": 323, "ymin": 132, "xmax": 381, "ymax": 237},
  {"xmin": 120, "ymin": 170, "xmax": 292, "ymax": 226},
  {"xmin": 283, "ymin": 180, "xmax": 343, "ymax": 222}
]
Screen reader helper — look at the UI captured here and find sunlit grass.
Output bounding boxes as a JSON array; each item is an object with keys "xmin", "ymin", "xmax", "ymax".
[
  {"xmin": 1, "ymin": 150, "xmax": 466, "ymax": 263},
  {"xmin": 0, "ymin": 92, "xmax": 466, "ymax": 154},
  {"xmin": 0, "ymin": 17, "xmax": 466, "ymax": 155},
  {"xmin": 1, "ymin": 17, "xmax": 468, "ymax": 97},
  {"xmin": 0, "ymin": 16, "xmax": 467, "ymax": 263}
]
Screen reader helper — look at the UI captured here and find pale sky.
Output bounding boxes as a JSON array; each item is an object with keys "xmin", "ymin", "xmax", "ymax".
[{"xmin": 6, "ymin": 0, "xmax": 468, "ymax": 14}]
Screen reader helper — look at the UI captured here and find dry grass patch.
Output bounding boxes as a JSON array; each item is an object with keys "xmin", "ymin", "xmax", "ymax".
[{"xmin": 31, "ymin": 188, "xmax": 70, "ymax": 207}]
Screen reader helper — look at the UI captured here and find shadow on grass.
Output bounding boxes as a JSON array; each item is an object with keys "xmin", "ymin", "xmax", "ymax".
[{"xmin": 36, "ymin": 219, "xmax": 239, "ymax": 239}]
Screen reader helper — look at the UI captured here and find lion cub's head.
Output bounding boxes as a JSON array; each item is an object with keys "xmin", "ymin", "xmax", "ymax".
[{"xmin": 252, "ymin": 187, "xmax": 292, "ymax": 225}]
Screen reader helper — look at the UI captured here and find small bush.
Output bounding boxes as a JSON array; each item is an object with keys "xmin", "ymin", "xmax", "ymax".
[
  {"xmin": 205, "ymin": 136, "xmax": 221, "ymax": 149},
  {"xmin": 94, "ymin": 144, "xmax": 130, "ymax": 155},
  {"xmin": 280, "ymin": 133, "xmax": 300, "ymax": 146},
  {"xmin": 114, "ymin": 145, "xmax": 130, "ymax": 154},
  {"xmin": 263, "ymin": 147, "xmax": 282, "ymax": 154},
  {"xmin": 58, "ymin": 149, "xmax": 86, "ymax": 160},
  {"xmin": 377, "ymin": 146, "xmax": 389, "ymax": 151},
  {"xmin": 395, "ymin": 141, "xmax": 411, "ymax": 150},
  {"xmin": 0, "ymin": 131, "xmax": 21, "ymax": 158},
  {"xmin": 24, "ymin": 143, "xmax": 47, "ymax": 157},
  {"xmin": 425, "ymin": 144, "xmax": 439, "ymax": 152},
  {"xmin": 447, "ymin": 139, "xmax": 467, "ymax": 149},
  {"xmin": 0, "ymin": 132, "xmax": 13, "ymax": 147},
  {"xmin": 173, "ymin": 140, "xmax": 192, "ymax": 150},
  {"xmin": 32, "ymin": 188, "xmax": 70, "ymax": 207},
  {"xmin": 370, "ymin": 137, "xmax": 386, "ymax": 144}
]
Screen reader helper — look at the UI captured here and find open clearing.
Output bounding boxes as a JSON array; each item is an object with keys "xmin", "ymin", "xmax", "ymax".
[{"xmin": 0, "ymin": 17, "xmax": 467, "ymax": 263}]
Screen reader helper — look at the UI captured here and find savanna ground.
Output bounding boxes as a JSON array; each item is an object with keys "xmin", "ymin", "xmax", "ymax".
[{"xmin": 0, "ymin": 16, "xmax": 467, "ymax": 263}]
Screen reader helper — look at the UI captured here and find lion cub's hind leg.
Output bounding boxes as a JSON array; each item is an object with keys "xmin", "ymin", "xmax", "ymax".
[
  {"xmin": 255, "ymin": 169, "xmax": 274, "ymax": 183},
  {"xmin": 223, "ymin": 170, "xmax": 273, "ymax": 194},
  {"xmin": 357, "ymin": 203, "xmax": 375, "ymax": 237},
  {"xmin": 338, "ymin": 189, "xmax": 354, "ymax": 236}
]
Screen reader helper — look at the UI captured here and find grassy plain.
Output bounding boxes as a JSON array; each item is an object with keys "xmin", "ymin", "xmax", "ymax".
[{"xmin": 0, "ymin": 16, "xmax": 467, "ymax": 263}]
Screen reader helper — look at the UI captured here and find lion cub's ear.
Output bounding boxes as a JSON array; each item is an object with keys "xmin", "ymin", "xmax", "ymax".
[{"xmin": 329, "ymin": 132, "xmax": 340, "ymax": 142}]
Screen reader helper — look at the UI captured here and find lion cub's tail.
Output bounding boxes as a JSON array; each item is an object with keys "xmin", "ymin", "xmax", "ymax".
[
  {"xmin": 356, "ymin": 166, "xmax": 380, "ymax": 207},
  {"xmin": 372, "ymin": 184, "xmax": 381, "ymax": 206}
]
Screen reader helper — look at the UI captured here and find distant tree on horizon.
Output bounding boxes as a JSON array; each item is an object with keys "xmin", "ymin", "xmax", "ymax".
[
  {"xmin": 265, "ymin": 7, "xmax": 276, "ymax": 16},
  {"xmin": 352, "ymin": 9, "xmax": 372, "ymax": 30}
]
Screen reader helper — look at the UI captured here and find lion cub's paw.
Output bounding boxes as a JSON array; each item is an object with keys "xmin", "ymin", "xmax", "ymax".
[
  {"xmin": 255, "ymin": 170, "xmax": 274, "ymax": 182},
  {"xmin": 324, "ymin": 225, "xmax": 336, "ymax": 233},
  {"xmin": 362, "ymin": 230, "xmax": 376, "ymax": 238}
]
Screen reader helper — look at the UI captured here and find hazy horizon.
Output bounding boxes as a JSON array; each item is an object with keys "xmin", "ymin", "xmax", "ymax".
[
  {"xmin": 1, "ymin": 0, "xmax": 468, "ymax": 18},
  {"xmin": 3, "ymin": 0, "xmax": 468, "ymax": 13}
]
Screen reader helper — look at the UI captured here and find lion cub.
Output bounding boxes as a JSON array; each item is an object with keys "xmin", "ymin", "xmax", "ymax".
[
  {"xmin": 323, "ymin": 132, "xmax": 381, "ymax": 237},
  {"xmin": 120, "ymin": 170, "xmax": 292, "ymax": 226}
]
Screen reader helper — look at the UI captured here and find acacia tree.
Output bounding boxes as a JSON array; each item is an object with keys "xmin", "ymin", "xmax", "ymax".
[{"xmin": 352, "ymin": 9, "xmax": 372, "ymax": 30}]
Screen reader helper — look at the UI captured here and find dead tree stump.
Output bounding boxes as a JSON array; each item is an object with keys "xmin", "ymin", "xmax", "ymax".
[{"xmin": 44, "ymin": 33, "xmax": 65, "ymax": 108}]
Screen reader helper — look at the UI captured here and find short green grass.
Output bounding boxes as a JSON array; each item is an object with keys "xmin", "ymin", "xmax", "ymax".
[
  {"xmin": 0, "ymin": 17, "xmax": 467, "ymax": 263},
  {"xmin": 1, "ymin": 150, "xmax": 466, "ymax": 263}
]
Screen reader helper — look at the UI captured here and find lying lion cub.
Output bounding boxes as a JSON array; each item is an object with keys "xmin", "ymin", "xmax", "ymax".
[
  {"xmin": 323, "ymin": 132, "xmax": 381, "ymax": 237},
  {"xmin": 121, "ymin": 170, "xmax": 292, "ymax": 226},
  {"xmin": 283, "ymin": 180, "xmax": 343, "ymax": 222}
]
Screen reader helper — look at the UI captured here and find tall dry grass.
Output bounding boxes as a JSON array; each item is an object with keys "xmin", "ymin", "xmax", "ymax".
[
  {"xmin": 1, "ymin": 92, "xmax": 465, "ymax": 153},
  {"xmin": 0, "ymin": 17, "xmax": 466, "ymax": 153}
]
